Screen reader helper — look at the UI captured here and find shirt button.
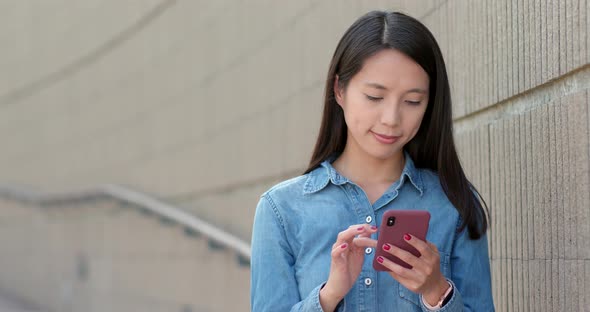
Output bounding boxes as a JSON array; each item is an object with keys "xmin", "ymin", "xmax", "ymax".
[
  {"xmin": 365, "ymin": 216, "xmax": 372, "ymax": 223},
  {"xmin": 365, "ymin": 247, "xmax": 373, "ymax": 254},
  {"xmin": 364, "ymin": 278, "xmax": 372, "ymax": 286}
]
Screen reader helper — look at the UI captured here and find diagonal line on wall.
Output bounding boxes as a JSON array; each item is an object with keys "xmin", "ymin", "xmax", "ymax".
[{"xmin": 0, "ymin": 0, "xmax": 177, "ymax": 106}]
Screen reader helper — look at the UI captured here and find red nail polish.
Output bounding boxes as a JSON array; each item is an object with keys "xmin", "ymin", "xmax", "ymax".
[
  {"xmin": 404, "ymin": 234, "xmax": 411, "ymax": 241},
  {"xmin": 377, "ymin": 256, "xmax": 384, "ymax": 263},
  {"xmin": 357, "ymin": 227, "xmax": 364, "ymax": 231},
  {"xmin": 371, "ymin": 226, "xmax": 378, "ymax": 230},
  {"xmin": 341, "ymin": 243, "xmax": 347, "ymax": 249},
  {"xmin": 383, "ymin": 244, "xmax": 391, "ymax": 251}
]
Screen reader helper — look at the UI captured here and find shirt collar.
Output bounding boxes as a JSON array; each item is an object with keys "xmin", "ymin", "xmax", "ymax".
[{"xmin": 303, "ymin": 151, "xmax": 424, "ymax": 195}]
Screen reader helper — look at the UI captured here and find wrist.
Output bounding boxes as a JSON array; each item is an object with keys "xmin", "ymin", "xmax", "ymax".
[
  {"xmin": 319, "ymin": 284, "xmax": 343, "ymax": 312},
  {"xmin": 422, "ymin": 277, "xmax": 450, "ymax": 306}
]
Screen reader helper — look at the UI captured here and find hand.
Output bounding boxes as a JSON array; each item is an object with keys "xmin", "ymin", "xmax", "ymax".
[
  {"xmin": 319, "ymin": 224, "xmax": 378, "ymax": 311},
  {"xmin": 376, "ymin": 234, "xmax": 449, "ymax": 306}
]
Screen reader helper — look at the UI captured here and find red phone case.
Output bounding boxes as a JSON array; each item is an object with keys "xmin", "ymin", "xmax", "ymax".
[{"xmin": 372, "ymin": 210, "xmax": 431, "ymax": 271}]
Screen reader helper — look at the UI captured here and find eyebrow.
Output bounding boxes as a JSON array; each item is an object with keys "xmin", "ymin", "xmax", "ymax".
[{"xmin": 364, "ymin": 82, "xmax": 428, "ymax": 94}]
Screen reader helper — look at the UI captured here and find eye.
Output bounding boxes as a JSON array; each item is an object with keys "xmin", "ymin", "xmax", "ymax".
[
  {"xmin": 405, "ymin": 100, "xmax": 421, "ymax": 105},
  {"xmin": 365, "ymin": 94, "xmax": 383, "ymax": 101}
]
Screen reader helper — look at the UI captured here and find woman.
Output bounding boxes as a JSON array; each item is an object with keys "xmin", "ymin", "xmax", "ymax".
[{"xmin": 251, "ymin": 11, "xmax": 494, "ymax": 311}]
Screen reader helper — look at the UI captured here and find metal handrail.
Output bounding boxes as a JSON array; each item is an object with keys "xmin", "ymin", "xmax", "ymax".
[{"xmin": 0, "ymin": 184, "xmax": 251, "ymax": 263}]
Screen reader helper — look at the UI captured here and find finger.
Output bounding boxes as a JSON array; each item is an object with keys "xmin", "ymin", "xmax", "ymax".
[
  {"xmin": 331, "ymin": 242, "xmax": 349, "ymax": 259},
  {"xmin": 375, "ymin": 255, "xmax": 416, "ymax": 279},
  {"xmin": 352, "ymin": 237, "xmax": 377, "ymax": 248},
  {"xmin": 382, "ymin": 243, "xmax": 421, "ymax": 268},
  {"xmin": 333, "ymin": 225, "xmax": 366, "ymax": 246},
  {"xmin": 357, "ymin": 225, "xmax": 378, "ymax": 238},
  {"xmin": 403, "ymin": 234, "xmax": 432, "ymax": 257},
  {"xmin": 387, "ymin": 269, "xmax": 422, "ymax": 294},
  {"xmin": 387, "ymin": 267, "xmax": 413, "ymax": 286},
  {"xmin": 426, "ymin": 241, "xmax": 439, "ymax": 253}
]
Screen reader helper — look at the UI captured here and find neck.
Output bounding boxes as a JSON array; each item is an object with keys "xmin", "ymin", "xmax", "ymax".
[{"xmin": 332, "ymin": 145, "xmax": 406, "ymax": 186}]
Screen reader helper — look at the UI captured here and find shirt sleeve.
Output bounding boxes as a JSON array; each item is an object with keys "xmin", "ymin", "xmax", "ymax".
[
  {"xmin": 425, "ymin": 223, "xmax": 495, "ymax": 312},
  {"xmin": 250, "ymin": 194, "xmax": 327, "ymax": 312}
]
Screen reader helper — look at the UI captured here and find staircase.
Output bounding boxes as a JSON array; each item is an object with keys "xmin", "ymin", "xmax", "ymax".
[{"xmin": 0, "ymin": 185, "xmax": 251, "ymax": 312}]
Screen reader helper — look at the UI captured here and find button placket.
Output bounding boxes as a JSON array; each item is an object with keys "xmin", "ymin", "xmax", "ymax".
[{"xmin": 365, "ymin": 215, "xmax": 372, "ymax": 223}]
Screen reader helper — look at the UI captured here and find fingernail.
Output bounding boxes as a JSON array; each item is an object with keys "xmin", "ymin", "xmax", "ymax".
[
  {"xmin": 341, "ymin": 243, "xmax": 347, "ymax": 249},
  {"xmin": 357, "ymin": 226, "xmax": 364, "ymax": 231},
  {"xmin": 371, "ymin": 225, "xmax": 377, "ymax": 230},
  {"xmin": 383, "ymin": 244, "xmax": 391, "ymax": 251},
  {"xmin": 377, "ymin": 256, "xmax": 384, "ymax": 263},
  {"xmin": 404, "ymin": 234, "xmax": 411, "ymax": 241}
]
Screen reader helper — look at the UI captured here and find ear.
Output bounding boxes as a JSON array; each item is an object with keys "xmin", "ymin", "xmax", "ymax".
[{"xmin": 333, "ymin": 75, "xmax": 344, "ymax": 107}]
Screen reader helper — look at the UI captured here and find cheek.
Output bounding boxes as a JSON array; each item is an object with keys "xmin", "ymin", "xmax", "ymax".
[
  {"xmin": 343, "ymin": 102, "xmax": 373, "ymax": 131},
  {"xmin": 343, "ymin": 110, "xmax": 363, "ymax": 132}
]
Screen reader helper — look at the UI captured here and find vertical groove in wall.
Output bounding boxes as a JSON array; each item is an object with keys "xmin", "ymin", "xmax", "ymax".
[
  {"xmin": 550, "ymin": 101, "xmax": 559, "ymax": 312},
  {"xmin": 532, "ymin": 106, "xmax": 543, "ymax": 310},
  {"xmin": 541, "ymin": 0, "xmax": 547, "ymax": 83},
  {"xmin": 526, "ymin": 111, "xmax": 536, "ymax": 311},
  {"xmin": 571, "ymin": 0, "xmax": 577, "ymax": 72},
  {"xmin": 467, "ymin": 0, "xmax": 474, "ymax": 116},
  {"xmin": 523, "ymin": 113, "xmax": 529, "ymax": 312},
  {"xmin": 526, "ymin": 0, "xmax": 532, "ymax": 90},
  {"xmin": 487, "ymin": 124, "xmax": 501, "ymax": 308},
  {"xmin": 564, "ymin": 93, "xmax": 575, "ymax": 311},
  {"xmin": 580, "ymin": 0, "xmax": 590, "ymax": 64},
  {"xmin": 516, "ymin": 116, "xmax": 525, "ymax": 311},
  {"xmin": 510, "ymin": 0, "xmax": 517, "ymax": 98},
  {"xmin": 559, "ymin": 0, "xmax": 567, "ymax": 75},
  {"xmin": 518, "ymin": 0, "xmax": 525, "ymax": 94},
  {"xmin": 501, "ymin": 119, "xmax": 508, "ymax": 310},
  {"xmin": 500, "ymin": 0, "xmax": 507, "ymax": 102},
  {"xmin": 547, "ymin": 0, "xmax": 554, "ymax": 81},
  {"xmin": 543, "ymin": 106, "xmax": 553, "ymax": 312},
  {"xmin": 509, "ymin": 116, "xmax": 517, "ymax": 311},
  {"xmin": 493, "ymin": 120, "xmax": 499, "ymax": 309},
  {"xmin": 558, "ymin": 98, "xmax": 568, "ymax": 310},
  {"xmin": 553, "ymin": 0, "xmax": 561, "ymax": 79},
  {"xmin": 544, "ymin": 0, "xmax": 550, "ymax": 83}
]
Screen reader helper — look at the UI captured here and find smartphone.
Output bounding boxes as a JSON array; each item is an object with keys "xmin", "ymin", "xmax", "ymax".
[{"xmin": 372, "ymin": 210, "xmax": 431, "ymax": 271}]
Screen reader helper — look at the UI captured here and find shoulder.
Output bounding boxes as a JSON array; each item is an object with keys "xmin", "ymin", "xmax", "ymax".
[
  {"xmin": 262, "ymin": 174, "xmax": 308, "ymax": 200},
  {"xmin": 253, "ymin": 175, "xmax": 305, "ymax": 225},
  {"xmin": 255, "ymin": 174, "xmax": 315, "ymax": 230},
  {"xmin": 257, "ymin": 174, "xmax": 308, "ymax": 212}
]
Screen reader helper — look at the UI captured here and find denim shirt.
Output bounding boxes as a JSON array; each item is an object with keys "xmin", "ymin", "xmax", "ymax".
[{"xmin": 250, "ymin": 154, "xmax": 494, "ymax": 311}]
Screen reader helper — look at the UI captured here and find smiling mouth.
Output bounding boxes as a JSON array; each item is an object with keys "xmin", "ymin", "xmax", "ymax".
[{"xmin": 371, "ymin": 131, "xmax": 401, "ymax": 144}]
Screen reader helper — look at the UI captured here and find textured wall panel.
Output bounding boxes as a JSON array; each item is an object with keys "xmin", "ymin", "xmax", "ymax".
[{"xmin": 457, "ymin": 88, "xmax": 589, "ymax": 311}]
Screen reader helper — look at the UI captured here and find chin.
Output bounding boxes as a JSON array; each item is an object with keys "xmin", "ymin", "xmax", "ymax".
[{"xmin": 367, "ymin": 149, "xmax": 402, "ymax": 161}]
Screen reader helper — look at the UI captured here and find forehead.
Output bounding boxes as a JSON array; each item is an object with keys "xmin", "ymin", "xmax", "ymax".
[{"xmin": 351, "ymin": 49, "xmax": 430, "ymax": 90}]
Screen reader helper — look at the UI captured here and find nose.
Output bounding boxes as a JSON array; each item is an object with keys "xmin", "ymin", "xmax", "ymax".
[{"xmin": 380, "ymin": 101, "xmax": 401, "ymax": 127}]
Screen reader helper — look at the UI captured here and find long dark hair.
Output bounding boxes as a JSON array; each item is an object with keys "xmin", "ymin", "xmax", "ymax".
[{"xmin": 304, "ymin": 11, "xmax": 489, "ymax": 240}]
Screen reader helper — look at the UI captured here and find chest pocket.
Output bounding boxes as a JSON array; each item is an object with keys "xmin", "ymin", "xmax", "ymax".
[{"xmin": 398, "ymin": 250, "xmax": 451, "ymax": 307}]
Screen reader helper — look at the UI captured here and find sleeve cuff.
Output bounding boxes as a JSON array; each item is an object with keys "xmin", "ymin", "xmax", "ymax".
[
  {"xmin": 307, "ymin": 282, "xmax": 333, "ymax": 312},
  {"xmin": 303, "ymin": 282, "xmax": 344, "ymax": 312}
]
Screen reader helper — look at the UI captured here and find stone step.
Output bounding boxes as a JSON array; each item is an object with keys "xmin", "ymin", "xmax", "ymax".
[{"xmin": 0, "ymin": 293, "xmax": 44, "ymax": 312}]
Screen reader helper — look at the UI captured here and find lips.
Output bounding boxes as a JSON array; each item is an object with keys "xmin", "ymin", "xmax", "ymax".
[{"xmin": 371, "ymin": 131, "xmax": 401, "ymax": 144}]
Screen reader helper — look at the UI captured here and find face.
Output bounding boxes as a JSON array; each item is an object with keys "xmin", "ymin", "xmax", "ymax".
[{"xmin": 334, "ymin": 49, "xmax": 430, "ymax": 161}]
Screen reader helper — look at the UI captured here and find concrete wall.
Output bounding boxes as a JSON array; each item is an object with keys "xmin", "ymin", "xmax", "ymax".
[
  {"xmin": 0, "ymin": 199, "xmax": 250, "ymax": 312},
  {"xmin": 0, "ymin": 0, "xmax": 588, "ymax": 311}
]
